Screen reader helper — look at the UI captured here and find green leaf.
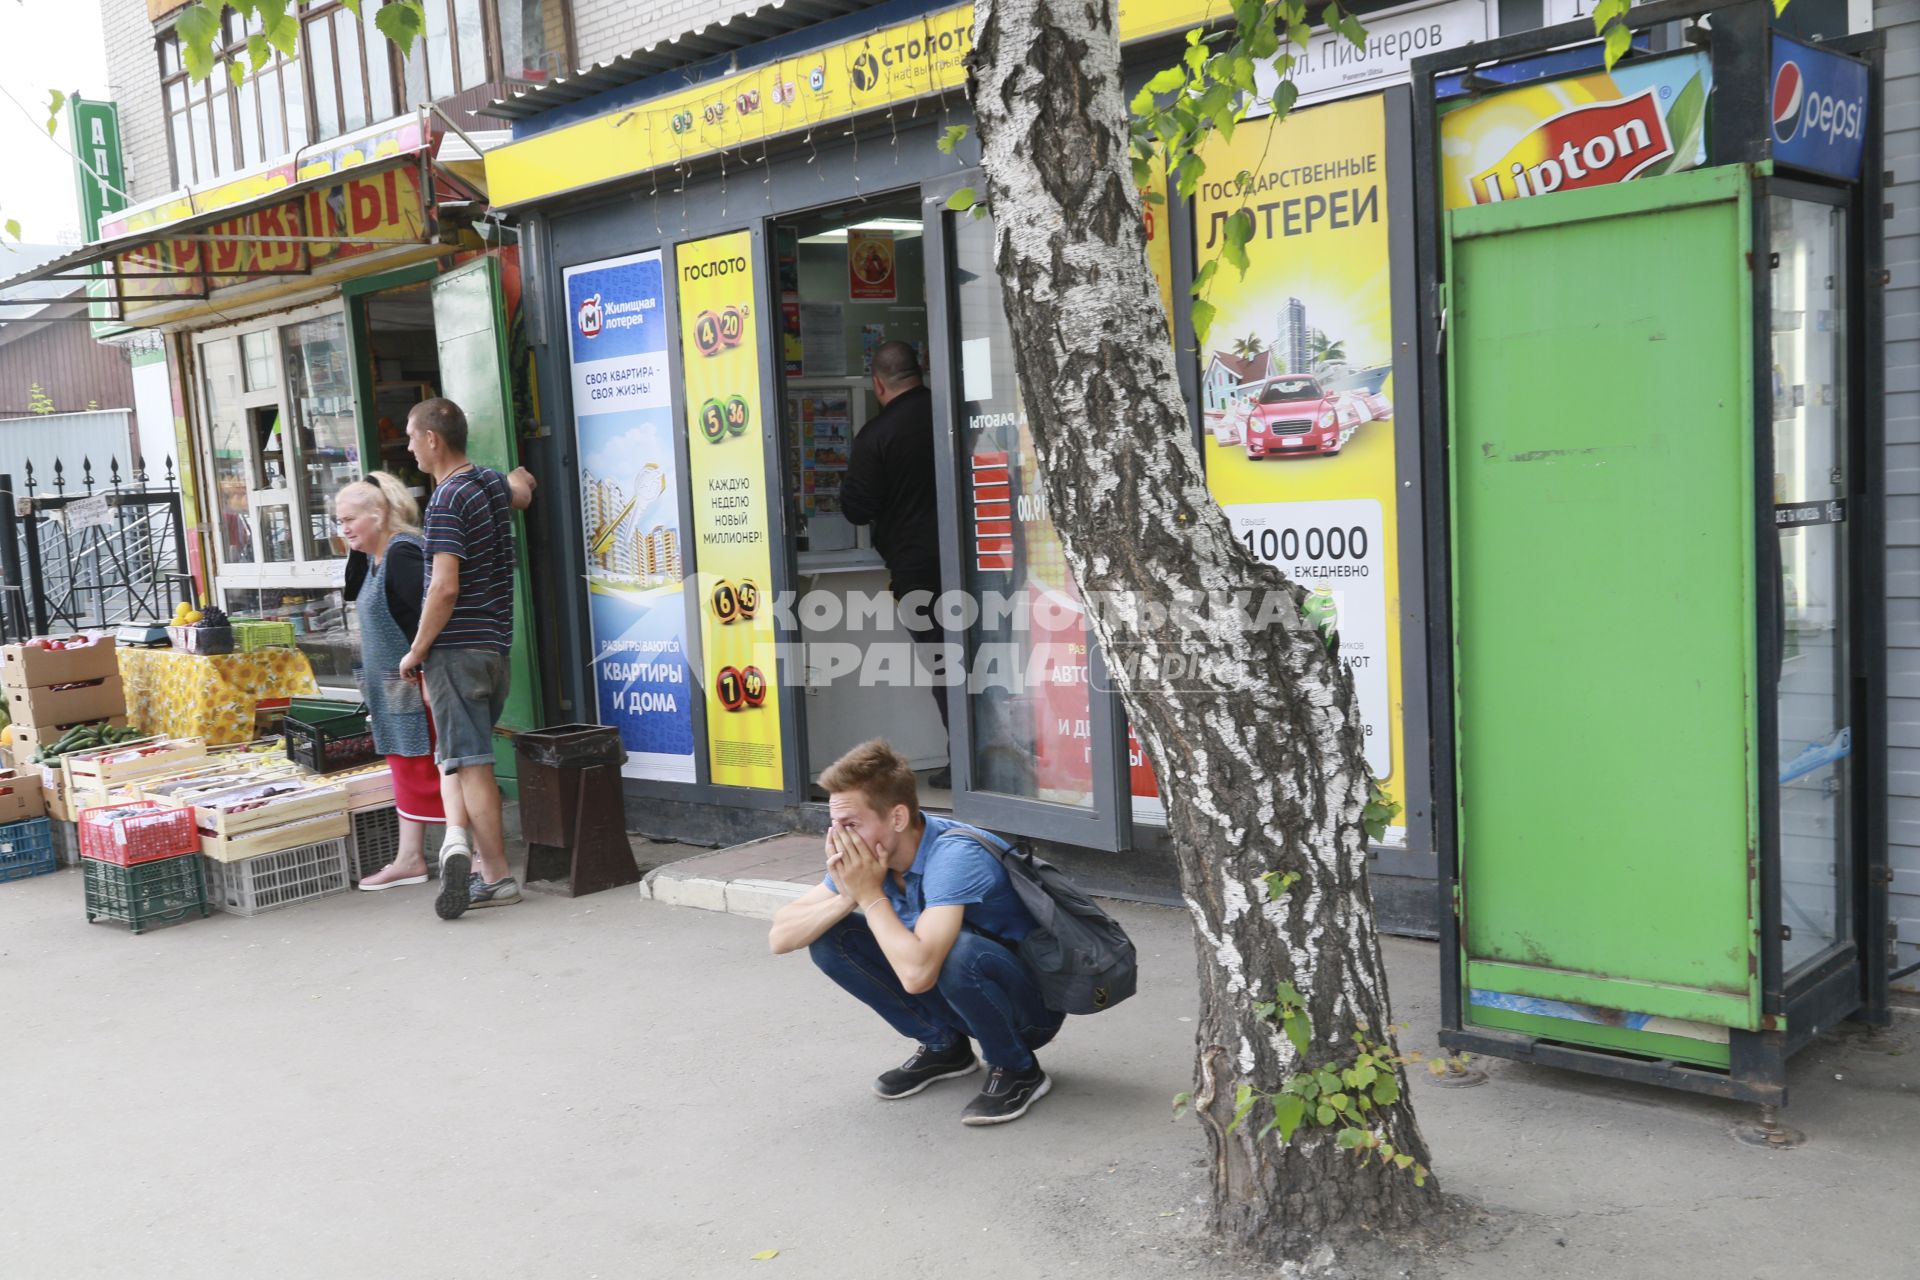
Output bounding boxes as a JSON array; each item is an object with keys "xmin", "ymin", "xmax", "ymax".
[
  {"xmin": 1130, "ymin": 85, "xmax": 1157, "ymax": 116},
  {"xmin": 1172, "ymin": 1090, "xmax": 1192, "ymax": 1119},
  {"xmin": 1189, "ymin": 258, "xmax": 1218, "ymax": 296},
  {"xmin": 46, "ymin": 88, "xmax": 67, "ymax": 121},
  {"xmin": 1372, "ymin": 1075, "xmax": 1400, "ymax": 1106},
  {"xmin": 247, "ymin": 34, "xmax": 271, "ymax": 72},
  {"xmin": 181, "ymin": 40, "xmax": 214, "ymax": 83},
  {"xmin": 1190, "ymin": 297, "xmax": 1217, "ymax": 349},
  {"xmin": 1414, "ymin": 1166, "xmax": 1429, "ymax": 1187},
  {"xmin": 1315, "ymin": 1069, "xmax": 1341, "ymax": 1095},
  {"xmin": 227, "ymin": 59, "xmax": 247, "ymax": 88},
  {"xmin": 1251, "ymin": 1000, "xmax": 1277, "ymax": 1021},
  {"xmin": 1316, "ymin": 1103, "xmax": 1336, "ymax": 1126},
  {"xmin": 1261, "ymin": 870, "xmax": 1299, "ymax": 902},
  {"xmin": 1175, "ymin": 152, "xmax": 1205, "ymax": 199},
  {"xmin": 1339, "ymin": 16, "xmax": 1369, "ymax": 50},
  {"xmin": 1196, "ymin": 81, "xmax": 1232, "ymax": 125},
  {"xmin": 1603, "ymin": 22, "xmax": 1631, "ymax": 70},
  {"xmin": 3, "ymin": 219, "xmax": 20, "ymax": 241},
  {"xmin": 1271, "ymin": 1094, "xmax": 1306, "ymax": 1143},
  {"xmin": 945, "ymin": 187, "xmax": 977, "ymax": 212},
  {"xmin": 1270, "ymin": 80, "xmax": 1299, "ymax": 122},
  {"xmin": 1379, "ymin": 1142, "xmax": 1396, "ymax": 1162},
  {"xmin": 1394, "ymin": 1153, "xmax": 1414, "ymax": 1170},
  {"xmin": 1221, "ymin": 210, "xmax": 1253, "ymax": 277},
  {"xmin": 1145, "ymin": 66, "xmax": 1187, "ymax": 94},
  {"xmin": 375, "ymin": 0, "xmax": 425, "ymax": 58},
  {"xmin": 936, "ymin": 125, "xmax": 968, "ymax": 155},
  {"xmin": 176, "ymin": 2, "xmax": 221, "ymax": 57},
  {"xmin": 1228, "ymin": 1083, "xmax": 1259, "ymax": 1134},
  {"xmin": 1772, "ymin": 0, "xmax": 1789, "ymax": 13},
  {"xmin": 1335, "ymin": 1126, "xmax": 1367, "ymax": 1149},
  {"xmin": 751, "ymin": 1249, "xmax": 779, "ymax": 1260},
  {"xmin": 1327, "ymin": 1092, "xmax": 1351, "ymax": 1114},
  {"xmin": 1283, "ymin": 1011, "xmax": 1311, "ymax": 1058}
]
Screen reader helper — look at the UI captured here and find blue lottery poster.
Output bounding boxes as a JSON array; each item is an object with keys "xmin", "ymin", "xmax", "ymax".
[{"xmin": 564, "ymin": 249, "xmax": 698, "ymax": 782}]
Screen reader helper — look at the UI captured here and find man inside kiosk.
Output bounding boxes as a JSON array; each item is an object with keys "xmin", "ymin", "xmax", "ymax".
[{"xmin": 840, "ymin": 341, "xmax": 952, "ymax": 784}]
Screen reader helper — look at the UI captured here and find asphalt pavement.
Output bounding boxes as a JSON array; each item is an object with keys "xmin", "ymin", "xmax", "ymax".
[{"xmin": 2, "ymin": 859, "xmax": 1915, "ymax": 1279}]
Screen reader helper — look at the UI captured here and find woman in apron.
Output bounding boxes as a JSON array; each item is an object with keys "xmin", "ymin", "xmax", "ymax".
[{"xmin": 337, "ymin": 473, "xmax": 446, "ymax": 888}]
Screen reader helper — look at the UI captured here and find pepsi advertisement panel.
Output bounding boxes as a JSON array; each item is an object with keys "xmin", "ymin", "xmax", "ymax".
[
  {"xmin": 1770, "ymin": 35, "xmax": 1869, "ymax": 182},
  {"xmin": 563, "ymin": 250, "xmax": 700, "ymax": 783}
]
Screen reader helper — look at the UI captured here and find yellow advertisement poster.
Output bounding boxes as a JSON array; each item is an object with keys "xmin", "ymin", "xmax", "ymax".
[
  {"xmin": 1194, "ymin": 95, "xmax": 1405, "ymax": 834},
  {"xmin": 678, "ymin": 230, "xmax": 783, "ymax": 790}
]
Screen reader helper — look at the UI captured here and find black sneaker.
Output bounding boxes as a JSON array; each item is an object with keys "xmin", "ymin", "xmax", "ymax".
[
  {"xmin": 960, "ymin": 1060, "xmax": 1051, "ymax": 1126},
  {"xmin": 435, "ymin": 847, "xmax": 472, "ymax": 920},
  {"xmin": 874, "ymin": 1041, "xmax": 978, "ymax": 1099}
]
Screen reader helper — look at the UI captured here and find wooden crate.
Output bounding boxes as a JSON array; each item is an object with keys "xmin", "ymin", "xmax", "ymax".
[
  {"xmin": 193, "ymin": 779, "xmax": 347, "ymax": 839},
  {"xmin": 64, "ymin": 738, "xmax": 206, "ymax": 791},
  {"xmin": 198, "ymin": 811, "xmax": 351, "ymax": 863}
]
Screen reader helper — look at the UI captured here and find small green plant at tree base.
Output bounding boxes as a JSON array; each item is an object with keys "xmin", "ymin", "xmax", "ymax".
[{"xmin": 1174, "ymin": 1022, "xmax": 1433, "ymax": 1187}]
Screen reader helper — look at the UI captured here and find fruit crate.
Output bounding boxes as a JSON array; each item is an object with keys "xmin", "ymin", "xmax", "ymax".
[
  {"xmin": 78, "ymin": 799, "xmax": 200, "ymax": 866},
  {"xmin": 83, "ymin": 852, "xmax": 208, "ymax": 932},
  {"xmin": 201, "ymin": 837, "xmax": 350, "ymax": 916},
  {"xmin": 0, "ymin": 816, "xmax": 55, "ymax": 883},
  {"xmin": 282, "ymin": 699, "xmax": 378, "ymax": 774},
  {"xmin": 65, "ymin": 737, "xmax": 206, "ymax": 791},
  {"xmin": 231, "ymin": 619, "xmax": 297, "ymax": 652},
  {"xmin": 347, "ymin": 806, "xmax": 439, "ymax": 882}
]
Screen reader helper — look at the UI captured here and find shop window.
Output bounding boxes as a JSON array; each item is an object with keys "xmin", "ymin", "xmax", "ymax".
[
  {"xmin": 402, "ymin": 0, "xmax": 570, "ymax": 106},
  {"xmin": 194, "ymin": 317, "xmax": 361, "ymax": 687},
  {"xmin": 950, "ymin": 211, "xmax": 1096, "ymax": 809},
  {"xmin": 158, "ymin": 9, "xmax": 307, "ymax": 188}
]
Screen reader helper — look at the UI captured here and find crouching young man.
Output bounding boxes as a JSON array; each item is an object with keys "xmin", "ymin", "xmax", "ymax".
[{"xmin": 769, "ymin": 740, "xmax": 1065, "ymax": 1125}]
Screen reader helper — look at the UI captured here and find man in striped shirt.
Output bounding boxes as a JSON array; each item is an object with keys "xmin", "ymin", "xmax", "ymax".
[{"xmin": 398, "ymin": 397, "xmax": 536, "ymax": 920}]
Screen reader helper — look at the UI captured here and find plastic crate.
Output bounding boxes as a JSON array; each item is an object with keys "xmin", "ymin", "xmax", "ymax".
[
  {"xmin": 347, "ymin": 807, "xmax": 439, "ymax": 882},
  {"xmin": 183, "ymin": 625, "xmax": 235, "ymax": 656},
  {"xmin": 232, "ymin": 619, "xmax": 296, "ymax": 652},
  {"xmin": 83, "ymin": 852, "xmax": 208, "ymax": 932},
  {"xmin": 281, "ymin": 699, "xmax": 379, "ymax": 774},
  {"xmin": 78, "ymin": 800, "xmax": 200, "ymax": 866},
  {"xmin": 0, "ymin": 816, "xmax": 56, "ymax": 883},
  {"xmin": 201, "ymin": 837, "xmax": 350, "ymax": 916}
]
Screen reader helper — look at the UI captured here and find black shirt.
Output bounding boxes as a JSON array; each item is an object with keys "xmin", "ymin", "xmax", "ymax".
[
  {"xmin": 343, "ymin": 540, "xmax": 425, "ymax": 641},
  {"xmin": 841, "ymin": 385, "xmax": 941, "ymax": 585}
]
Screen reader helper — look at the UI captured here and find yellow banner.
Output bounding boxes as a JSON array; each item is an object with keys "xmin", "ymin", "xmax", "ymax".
[
  {"xmin": 1195, "ymin": 95, "xmax": 1406, "ymax": 832},
  {"xmin": 487, "ymin": 0, "xmax": 1226, "ymax": 208},
  {"xmin": 679, "ymin": 231, "xmax": 784, "ymax": 790}
]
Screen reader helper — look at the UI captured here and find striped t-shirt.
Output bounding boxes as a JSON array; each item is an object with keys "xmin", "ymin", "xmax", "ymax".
[{"xmin": 423, "ymin": 465, "xmax": 516, "ymax": 652}]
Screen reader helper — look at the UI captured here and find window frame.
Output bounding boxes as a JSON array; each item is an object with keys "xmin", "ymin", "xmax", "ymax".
[{"xmin": 158, "ymin": 8, "xmax": 306, "ymax": 188}]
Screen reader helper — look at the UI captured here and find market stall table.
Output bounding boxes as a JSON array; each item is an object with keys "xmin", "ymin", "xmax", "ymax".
[{"xmin": 115, "ymin": 647, "xmax": 320, "ymax": 746}]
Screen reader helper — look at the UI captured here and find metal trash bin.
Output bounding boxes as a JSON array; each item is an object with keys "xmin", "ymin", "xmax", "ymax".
[{"xmin": 514, "ymin": 723, "xmax": 635, "ymax": 897}]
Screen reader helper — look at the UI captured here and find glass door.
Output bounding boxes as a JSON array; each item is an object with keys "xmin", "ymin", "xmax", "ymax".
[
  {"xmin": 925, "ymin": 171, "xmax": 1128, "ymax": 851},
  {"xmin": 1768, "ymin": 189, "xmax": 1854, "ymax": 976}
]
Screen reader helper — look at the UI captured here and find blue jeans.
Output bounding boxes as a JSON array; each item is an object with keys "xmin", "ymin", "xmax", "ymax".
[{"xmin": 809, "ymin": 917, "xmax": 1066, "ymax": 1071}]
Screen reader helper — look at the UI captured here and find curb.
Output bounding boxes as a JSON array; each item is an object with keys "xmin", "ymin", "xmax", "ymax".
[{"xmin": 642, "ymin": 868, "xmax": 809, "ymax": 920}]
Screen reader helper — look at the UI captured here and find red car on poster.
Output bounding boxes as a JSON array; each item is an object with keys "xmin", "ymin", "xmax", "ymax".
[{"xmin": 1242, "ymin": 375, "xmax": 1343, "ymax": 459}]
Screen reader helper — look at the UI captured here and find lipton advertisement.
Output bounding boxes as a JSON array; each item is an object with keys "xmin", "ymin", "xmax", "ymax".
[
  {"xmin": 1195, "ymin": 94, "xmax": 1403, "ymax": 834},
  {"xmin": 679, "ymin": 231, "xmax": 783, "ymax": 791},
  {"xmin": 1439, "ymin": 52, "xmax": 1711, "ymax": 210}
]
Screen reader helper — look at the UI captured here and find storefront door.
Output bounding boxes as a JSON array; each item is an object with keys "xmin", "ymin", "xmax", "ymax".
[
  {"xmin": 432, "ymin": 257, "xmax": 544, "ymax": 788},
  {"xmin": 923, "ymin": 170, "xmax": 1131, "ymax": 852}
]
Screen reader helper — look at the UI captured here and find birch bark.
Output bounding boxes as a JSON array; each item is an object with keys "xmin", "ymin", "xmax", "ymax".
[{"xmin": 967, "ymin": 0, "xmax": 1444, "ymax": 1258}]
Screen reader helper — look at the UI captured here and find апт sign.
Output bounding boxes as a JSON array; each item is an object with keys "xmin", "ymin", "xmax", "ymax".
[
  {"xmin": 1439, "ymin": 52, "xmax": 1711, "ymax": 209},
  {"xmin": 1770, "ymin": 34, "xmax": 1869, "ymax": 182}
]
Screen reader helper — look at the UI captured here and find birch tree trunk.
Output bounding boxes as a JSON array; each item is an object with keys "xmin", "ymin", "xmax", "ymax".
[{"xmin": 968, "ymin": 0, "xmax": 1444, "ymax": 1261}]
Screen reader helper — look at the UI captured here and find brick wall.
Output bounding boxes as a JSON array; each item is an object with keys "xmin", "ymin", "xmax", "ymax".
[
  {"xmin": 99, "ymin": 0, "xmax": 171, "ymax": 202},
  {"xmin": 572, "ymin": 0, "xmax": 774, "ymax": 69}
]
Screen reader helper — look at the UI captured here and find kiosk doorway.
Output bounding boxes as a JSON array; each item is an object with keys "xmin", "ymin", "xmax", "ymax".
[{"xmin": 770, "ymin": 193, "xmax": 950, "ymax": 803}]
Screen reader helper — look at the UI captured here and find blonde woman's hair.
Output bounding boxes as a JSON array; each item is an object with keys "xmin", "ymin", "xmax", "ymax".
[{"xmin": 336, "ymin": 471, "xmax": 421, "ymax": 537}]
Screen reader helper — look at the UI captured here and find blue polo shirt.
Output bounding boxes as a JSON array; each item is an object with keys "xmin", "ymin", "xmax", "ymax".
[{"xmin": 825, "ymin": 814, "xmax": 1035, "ymax": 942}]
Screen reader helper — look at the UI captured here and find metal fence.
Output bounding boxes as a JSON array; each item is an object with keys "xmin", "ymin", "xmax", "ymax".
[{"xmin": 0, "ymin": 455, "xmax": 190, "ymax": 643}]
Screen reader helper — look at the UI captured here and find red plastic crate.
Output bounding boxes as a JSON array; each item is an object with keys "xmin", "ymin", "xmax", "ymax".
[{"xmin": 78, "ymin": 800, "xmax": 200, "ymax": 866}]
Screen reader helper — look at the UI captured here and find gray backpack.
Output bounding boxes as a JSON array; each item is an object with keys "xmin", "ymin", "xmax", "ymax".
[{"xmin": 953, "ymin": 826, "xmax": 1139, "ymax": 1015}]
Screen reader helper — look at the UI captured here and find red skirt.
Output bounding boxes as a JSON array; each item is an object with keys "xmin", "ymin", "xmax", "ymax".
[{"xmin": 388, "ymin": 754, "xmax": 445, "ymax": 823}]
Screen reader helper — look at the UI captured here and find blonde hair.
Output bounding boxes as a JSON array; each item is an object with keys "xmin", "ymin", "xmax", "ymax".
[
  {"xmin": 819, "ymin": 739, "xmax": 919, "ymax": 818},
  {"xmin": 336, "ymin": 471, "xmax": 421, "ymax": 537}
]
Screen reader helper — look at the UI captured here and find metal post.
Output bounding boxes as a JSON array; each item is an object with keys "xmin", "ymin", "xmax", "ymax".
[{"xmin": 0, "ymin": 473, "xmax": 23, "ymax": 642}]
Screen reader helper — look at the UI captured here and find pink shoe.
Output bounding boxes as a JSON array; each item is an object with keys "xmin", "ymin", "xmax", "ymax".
[{"xmin": 358, "ymin": 863, "xmax": 429, "ymax": 891}]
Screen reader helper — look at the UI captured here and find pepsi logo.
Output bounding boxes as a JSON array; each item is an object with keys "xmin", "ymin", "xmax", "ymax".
[
  {"xmin": 577, "ymin": 292, "xmax": 603, "ymax": 338},
  {"xmin": 1772, "ymin": 60, "xmax": 1804, "ymax": 143}
]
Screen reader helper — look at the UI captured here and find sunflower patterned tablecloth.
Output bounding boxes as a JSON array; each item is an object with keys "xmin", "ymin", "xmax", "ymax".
[{"xmin": 116, "ymin": 647, "xmax": 320, "ymax": 745}]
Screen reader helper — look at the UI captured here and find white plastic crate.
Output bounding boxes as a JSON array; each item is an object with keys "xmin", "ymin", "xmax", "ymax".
[
  {"xmin": 345, "ymin": 807, "xmax": 441, "ymax": 883},
  {"xmin": 201, "ymin": 838, "xmax": 350, "ymax": 916}
]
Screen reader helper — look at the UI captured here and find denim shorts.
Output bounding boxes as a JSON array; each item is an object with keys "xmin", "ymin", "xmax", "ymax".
[{"xmin": 421, "ymin": 647, "xmax": 511, "ymax": 772}]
